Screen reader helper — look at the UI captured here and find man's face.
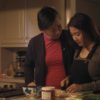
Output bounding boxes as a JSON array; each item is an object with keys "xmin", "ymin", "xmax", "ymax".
[{"xmin": 43, "ymin": 16, "xmax": 62, "ymax": 40}]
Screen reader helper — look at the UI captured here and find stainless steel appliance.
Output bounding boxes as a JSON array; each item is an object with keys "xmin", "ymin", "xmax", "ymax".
[
  {"xmin": 14, "ymin": 51, "xmax": 26, "ymax": 77},
  {"xmin": 0, "ymin": 87, "xmax": 24, "ymax": 100}
]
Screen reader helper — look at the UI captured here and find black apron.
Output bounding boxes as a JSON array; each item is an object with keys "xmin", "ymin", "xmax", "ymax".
[{"xmin": 70, "ymin": 44, "xmax": 98, "ymax": 84}]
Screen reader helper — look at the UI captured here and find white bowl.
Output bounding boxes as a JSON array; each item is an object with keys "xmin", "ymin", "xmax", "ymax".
[{"xmin": 22, "ymin": 87, "xmax": 36, "ymax": 96}]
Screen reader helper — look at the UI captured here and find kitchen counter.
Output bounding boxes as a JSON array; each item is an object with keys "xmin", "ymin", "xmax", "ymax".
[
  {"xmin": 0, "ymin": 76, "xmax": 25, "ymax": 88},
  {"xmin": 0, "ymin": 77, "xmax": 24, "ymax": 84},
  {"xmin": 0, "ymin": 96, "xmax": 67, "ymax": 100},
  {"xmin": 1, "ymin": 91, "xmax": 100, "ymax": 100}
]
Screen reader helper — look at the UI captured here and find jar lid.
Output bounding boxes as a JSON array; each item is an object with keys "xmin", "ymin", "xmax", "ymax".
[{"xmin": 42, "ymin": 86, "xmax": 55, "ymax": 91}]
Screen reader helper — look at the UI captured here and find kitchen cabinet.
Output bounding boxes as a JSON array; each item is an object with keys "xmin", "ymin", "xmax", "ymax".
[
  {"xmin": 0, "ymin": 0, "xmax": 40, "ymax": 47},
  {"xmin": 0, "ymin": 77, "xmax": 24, "ymax": 84},
  {"xmin": 0, "ymin": 0, "xmax": 32, "ymax": 47},
  {"xmin": 0, "ymin": 0, "xmax": 65, "ymax": 47}
]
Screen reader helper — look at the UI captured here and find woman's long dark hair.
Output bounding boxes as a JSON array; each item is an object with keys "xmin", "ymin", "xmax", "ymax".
[{"xmin": 68, "ymin": 13, "xmax": 100, "ymax": 44}]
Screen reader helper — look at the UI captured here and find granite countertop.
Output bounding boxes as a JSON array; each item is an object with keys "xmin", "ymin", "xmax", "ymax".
[
  {"xmin": 5, "ymin": 96, "xmax": 67, "ymax": 100},
  {"xmin": 5, "ymin": 92, "xmax": 100, "ymax": 100}
]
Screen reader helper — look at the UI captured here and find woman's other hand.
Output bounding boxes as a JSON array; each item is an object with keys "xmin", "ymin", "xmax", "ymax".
[{"xmin": 66, "ymin": 84, "xmax": 82, "ymax": 93}]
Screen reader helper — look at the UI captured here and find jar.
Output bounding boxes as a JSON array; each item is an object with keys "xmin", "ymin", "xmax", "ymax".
[{"xmin": 41, "ymin": 86, "xmax": 55, "ymax": 100}]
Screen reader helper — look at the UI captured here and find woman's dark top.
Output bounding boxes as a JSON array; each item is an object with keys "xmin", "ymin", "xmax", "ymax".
[{"xmin": 70, "ymin": 44, "xmax": 100, "ymax": 91}]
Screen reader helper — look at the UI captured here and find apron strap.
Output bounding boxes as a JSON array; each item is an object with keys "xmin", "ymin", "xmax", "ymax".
[
  {"xmin": 74, "ymin": 43, "xmax": 99, "ymax": 60},
  {"xmin": 87, "ymin": 43, "xmax": 98, "ymax": 59},
  {"xmin": 74, "ymin": 48, "xmax": 82, "ymax": 59}
]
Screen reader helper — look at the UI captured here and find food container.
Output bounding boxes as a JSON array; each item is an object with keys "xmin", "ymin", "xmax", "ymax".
[
  {"xmin": 41, "ymin": 86, "xmax": 55, "ymax": 100},
  {"xmin": 22, "ymin": 86, "xmax": 41, "ymax": 98},
  {"xmin": 22, "ymin": 87, "xmax": 36, "ymax": 96}
]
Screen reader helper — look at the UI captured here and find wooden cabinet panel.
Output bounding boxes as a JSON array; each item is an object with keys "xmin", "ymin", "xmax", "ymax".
[
  {"xmin": 0, "ymin": 0, "xmax": 27, "ymax": 47},
  {"xmin": 1, "ymin": 10, "xmax": 26, "ymax": 47}
]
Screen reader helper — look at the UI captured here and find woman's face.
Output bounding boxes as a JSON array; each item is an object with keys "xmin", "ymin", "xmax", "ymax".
[
  {"xmin": 43, "ymin": 16, "xmax": 62, "ymax": 40},
  {"xmin": 69, "ymin": 26, "xmax": 84, "ymax": 47}
]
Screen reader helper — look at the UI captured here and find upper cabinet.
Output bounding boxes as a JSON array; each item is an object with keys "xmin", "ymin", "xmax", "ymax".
[
  {"xmin": 0, "ymin": 0, "xmax": 37, "ymax": 47},
  {"xmin": 0, "ymin": 0, "xmax": 65, "ymax": 47},
  {"xmin": 0, "ymin": 0, "xmax": 27, "ymax": 47}
]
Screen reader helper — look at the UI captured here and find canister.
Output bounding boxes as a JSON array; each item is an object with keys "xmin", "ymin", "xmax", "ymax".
[{"xmin": 41, "ymin": 86, "xmax": 55, "ymax": 100}]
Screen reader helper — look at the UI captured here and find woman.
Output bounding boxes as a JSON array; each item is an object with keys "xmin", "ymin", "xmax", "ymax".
[
  {"xmin": 24, "ymin": 6, "xmax": 75, "ymax": 89},
  {"xmin": 65, "ymin": 13, "xmax": 100, "ymax": 93}
]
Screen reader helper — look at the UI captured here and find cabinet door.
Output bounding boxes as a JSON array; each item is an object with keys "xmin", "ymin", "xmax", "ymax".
[
  {"xmin": 25, "ymin": 8, "xmax": 40, "ymax": 43},
  {"xmin": 0, "ymin": 0, "xmax": 27, "ymax": 47}
]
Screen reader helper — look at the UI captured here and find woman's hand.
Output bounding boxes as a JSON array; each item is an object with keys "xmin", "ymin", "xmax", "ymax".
[
  {"xmin": 66, "ymin": 84, "xmax": 82, "ymax": 93},
  {"xmin": 60, "ymin": 76, "xmax": 69, "ymax": 89}
]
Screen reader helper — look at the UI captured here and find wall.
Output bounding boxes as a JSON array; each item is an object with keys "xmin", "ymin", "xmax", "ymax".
[
  {"xmin": 1, "ymin": 48, "xmax": 14, "ymax": 73},
  {"xmin": 47, "ymin": 0, "xmax": 66, "ymax": 28},
  {"xmin": 76, "ymin": 0, "xmax": 100, "ymax": 28}
]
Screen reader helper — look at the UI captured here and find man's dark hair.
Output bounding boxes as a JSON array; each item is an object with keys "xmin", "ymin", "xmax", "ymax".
[{"xmin": 37, "ymin": 6, "xmax": 59, "ymax": 30}]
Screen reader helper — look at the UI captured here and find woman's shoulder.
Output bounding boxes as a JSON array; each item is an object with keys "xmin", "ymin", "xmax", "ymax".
[
  {"xmin": 96, "ymin": 45, "xmax": 100, "ymax": 50},
  {"xmin": 94, "ymin": 45, "xmax": 100, "ymax": 56},
  {"xmin": 88, "ymin": 45, "xmax": 100, "ymax": 81},
  {"xmin": 88, "ymin": 44, "xmax": 100, "ymax": 67}
]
